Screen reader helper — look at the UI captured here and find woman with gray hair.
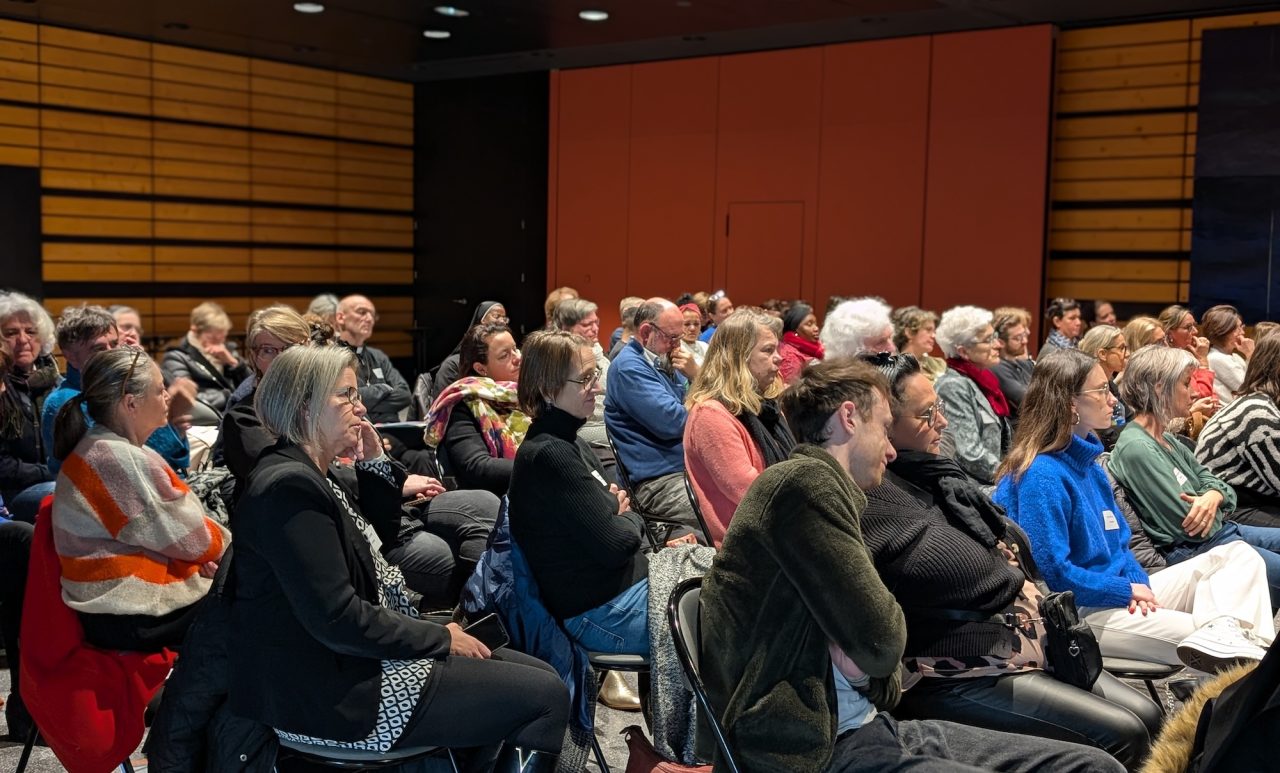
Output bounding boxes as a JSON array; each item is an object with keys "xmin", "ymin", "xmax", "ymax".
[
  {"xmin": 892, "ymin": 305, "xmax": 945, "ymax": 381},
  {"xmin": 230, "ymin": 345, "xmax": 567, "ymax": 770},
  {"xmin": 1110, "ymin": 345, "xmax": 1280, "ymax": 609},
  {"xmin": 820, "ymin": 297, "xmax": 895, "ymax": 359},
  {"xmin": 934, "ymin": 305, "xmax": 1011, "ymax": 484},
  {"xmin": 0, "ymin": 291, "xmax": 60, "ymax": 521}
]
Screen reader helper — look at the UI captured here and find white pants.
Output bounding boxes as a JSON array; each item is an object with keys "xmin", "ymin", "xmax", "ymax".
[{"xmin": 1080, "ymin": 541, "xmax": 1275, "ymax": 665}]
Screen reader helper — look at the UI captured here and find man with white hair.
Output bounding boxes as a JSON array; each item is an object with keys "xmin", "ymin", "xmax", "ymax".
[{"xmin": 821, "ymin": 298, "xmax": 896, "ymax": 359}]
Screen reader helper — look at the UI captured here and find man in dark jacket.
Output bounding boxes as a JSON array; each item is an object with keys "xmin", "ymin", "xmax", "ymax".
[
  {"xmin": 699, "ymin": 358, "xmax": 1123, "ymax": 773},
  {"xmin": 335, "ymin": 294, "xmax": 411, "ymax": 424}
]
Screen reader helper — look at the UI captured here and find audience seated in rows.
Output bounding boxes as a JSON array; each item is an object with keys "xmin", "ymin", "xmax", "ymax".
[
  {"xmin": 426, "ymin": 322, "xmax": 526, "ymax": 496},
  {"xmin": 1041, "ymin": 297, "xmax": 1083, "ymax": 357},
  {"xmin": 995, "ymin": 349, "xmax": 1274, "ymax": 672},
  {"xmin": 230, "ymin": 345, "xmax": 567, "ymax": 770},
  {"xmin": 161, "ymin": 301, "xmax": 250, "ymax": 423},
  {"xmin": 608, "ymin": 295, "xmax": 644, "ymax": 360},
  {"xmin": 677, "ymin": 302, "xmax": 708, "ymax": 367},
  {"xmin": 336, "ymin": 294, "xmax": 412, "ymax": 424},
  {"xmin": 935, "ymin": 305, "xmax": 1011, "ymax": 485},
  {"xmin": 42, "ymin": 304, "xmax": 194, "ymax": 476},
  {"xmin": 700, "ymin": 358, "xmax": 1123, "ymax": 773},
  {"xmin": 1109, "ymin": 345, "xmax": 1280, "ymax": 608},
  {"xmin": 51, "ymin": 346, "xmax": 230, "ymax": 652},
  {"xmin": 891, "ymin": 306, "xmax": 945, "ymax": 382},
  {"xmin": 699, "ymin": 290, "xmax": 734, "ymax": 343},
  {"xmin": 777, "ymin": 301, "xmax": 823, "ymax": 385},
  {"xmin": 0, "ymin": 292, "xmax": 59, "ymax": 522},
  {"xmin": 821, "ymin": 296, "xmax": 895, "ymax": 358},
  {"xmin": 509, "ymin": 331, "xmax": 652, "ymax": 656},
  {"xmin": 604, "ymin": 299, "xmax": 702, "ymax": 539},
  {"xmin": 990, "ymin": 306, "xmax": 1035, "ymax": 422},
  {"xmin": 1197, "ymin": 335, "xmax": 1280, "ymax": 528},
  {"xmin": 1201, "ymin": 304, "xmax": 1251, "ymax": 406},
  {"xmin": 684, "ymin": 309, "xmax": 793, "ymax": 545},
  {"xmin": 1077, "ymin": 324, "xmax": 1130, "ymax": 449},
  {"xmin": 861, "ymin": 353, "xmax": 1160, "ymax": 770},
  {"xmin": 431, "ymin": 300, "xmax": 508, "ymax": 405}
]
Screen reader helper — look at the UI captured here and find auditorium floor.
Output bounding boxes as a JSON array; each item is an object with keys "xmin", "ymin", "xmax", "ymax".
[{"xmin": 0, "ymin": 665, "xmax": 1189, "ymax": 772}]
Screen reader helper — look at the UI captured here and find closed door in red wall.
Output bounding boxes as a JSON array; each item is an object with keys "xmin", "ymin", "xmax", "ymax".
[{"xmin": 725, "ymin": 201, "xmax": 804, "ymax": 307}]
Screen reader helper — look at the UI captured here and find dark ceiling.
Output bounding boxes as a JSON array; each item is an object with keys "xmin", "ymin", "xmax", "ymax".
[{"xmin": 0, "ymin": 0, "xmax": 1272, "ymax": 82}]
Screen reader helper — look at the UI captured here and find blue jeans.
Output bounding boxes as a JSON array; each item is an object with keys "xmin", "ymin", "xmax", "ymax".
[
  {"xmin": 563, "ymin": 579, "xmax": 649, "ymax": 656},
  {"xmin": 8, "ymin": 481, "xmax": 55, "ymax": 524},
  {"xmin": 1164, "ymin": 521, "xmax": 1280, "ymax": 609}
]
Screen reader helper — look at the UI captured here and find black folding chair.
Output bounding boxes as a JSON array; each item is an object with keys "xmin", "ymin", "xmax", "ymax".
[
  {"xmin": 682, "ymin": 471, "xmax": 715, "ymax": 546},
  {"xmin": 667, "ymin": 577, "xmax": 741, "ymax": 773},
  {"xmin": 604, "ymin": 430, "xmax": 688, "ymax": 549}
]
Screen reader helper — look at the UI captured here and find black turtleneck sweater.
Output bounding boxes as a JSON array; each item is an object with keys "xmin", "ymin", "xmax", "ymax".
[{"xmin": 508, "ymin": 405, "xmax": 648, "ymax": 620}]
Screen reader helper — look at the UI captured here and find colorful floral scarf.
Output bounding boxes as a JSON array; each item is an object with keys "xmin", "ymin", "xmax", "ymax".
[{"xmin": 424, "ymin": 377, "xmax": 529, "ymax": 459}]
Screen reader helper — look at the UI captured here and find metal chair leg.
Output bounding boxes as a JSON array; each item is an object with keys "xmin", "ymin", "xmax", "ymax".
[
  {"xmin": 122, "ymin": 757, "xmax": 136, "ymax": 773},
  {"xmin": 14, "ymin": 724, "xmax": 38, "ymax": 773},
  {"xmin": 1143, "ymin": 679, "xmax": 1166, "ymax": 715},
  {"xmin": 590, "ymin": 732, "xmax": 612, "ymax": 773}
]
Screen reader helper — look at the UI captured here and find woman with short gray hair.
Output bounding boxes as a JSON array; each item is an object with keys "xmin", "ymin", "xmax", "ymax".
[
  {"xmin": 933, "ymin": 305, "xmax": 1011, "ymax": 484},
  {"xmin": 0, "ymin": 291, "xmax": 60, "ymax": 521},
  {"xmin": 231, "ymin": 345, "xmax": 568, "ymax": 769},
  {"xmin": 1110, "ymin": 344, "xmax": 1280, "ymax": 609}
]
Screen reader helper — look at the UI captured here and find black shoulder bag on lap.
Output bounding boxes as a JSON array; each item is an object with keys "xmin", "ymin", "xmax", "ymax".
[{"xmin": 1038, "ymin": 590, "xmax": 1103, "ymax": 690}]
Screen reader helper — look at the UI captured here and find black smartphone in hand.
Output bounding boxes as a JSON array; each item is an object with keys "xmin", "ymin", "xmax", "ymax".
[{"xmin": 463, "ymin": 612, "xmax": 510, "ymax": 651}]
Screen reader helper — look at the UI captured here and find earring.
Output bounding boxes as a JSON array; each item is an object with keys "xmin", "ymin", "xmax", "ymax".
[{"xmin": 1071, "ymin": 409, "xmax": 1081, "ymax": 426}]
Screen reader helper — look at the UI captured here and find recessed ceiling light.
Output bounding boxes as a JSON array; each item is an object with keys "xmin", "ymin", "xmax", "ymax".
[
  {"xmin": 293, "ymin": 2, "xmax": 324, "ymax": 13},
  {"xmin": 578, "ymin": 9, "xmax": 609, "ymax": 21},
  {"xmin": 434, "ymin": 5, "xmax": 469, "ymax": 17},
  {"xmin": 423, "ymin": 29, "xmax": 451, "ymax": 39}
]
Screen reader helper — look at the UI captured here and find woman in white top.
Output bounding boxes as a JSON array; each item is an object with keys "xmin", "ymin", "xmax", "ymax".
[{"xmin": 1202, "ymin": 304, "xmax": 1253, "ymax": 406}]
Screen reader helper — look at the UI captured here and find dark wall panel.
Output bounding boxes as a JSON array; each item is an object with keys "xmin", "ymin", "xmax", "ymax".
[
  {"xmin": 0, "ymin": 165, "xmax": 41, "ymax": 297},
  {"xmin": 415, "ymin": 72, "xmax": 548, "ymax": 371}
]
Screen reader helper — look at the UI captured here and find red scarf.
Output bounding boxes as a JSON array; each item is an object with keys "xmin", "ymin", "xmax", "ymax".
[
  {"xmin": 783, "ymin": 331, "xmax": 824, "ymax": 360},
  {"xmin": 945, "ymin": 357, "xmax": 1011, "ymax": 418}
]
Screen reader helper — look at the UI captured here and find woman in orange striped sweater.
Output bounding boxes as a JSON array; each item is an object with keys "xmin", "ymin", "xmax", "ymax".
[{"xmin": 51, "ymin": 346, "xmax": 229, "ymax": 652}]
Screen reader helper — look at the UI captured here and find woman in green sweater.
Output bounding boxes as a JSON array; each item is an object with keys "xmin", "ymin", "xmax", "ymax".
[{"xmin": 1109, "ymin": 345, "xmax": 1280, "ymax": 610}]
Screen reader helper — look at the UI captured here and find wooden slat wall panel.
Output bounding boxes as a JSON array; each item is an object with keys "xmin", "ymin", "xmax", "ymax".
[
  {"xmin": 0, "ymin": 18, "xmax": 415, "ymax": 358},
  {"xmin": 1047, "ymin": 10, "xmax": 1280, "ymax": 317}
]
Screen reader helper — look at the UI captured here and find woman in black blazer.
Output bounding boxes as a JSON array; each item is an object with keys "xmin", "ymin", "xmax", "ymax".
[{"xmin": 230, "ymin": 345, "xmax": 566, "ymax": 771}]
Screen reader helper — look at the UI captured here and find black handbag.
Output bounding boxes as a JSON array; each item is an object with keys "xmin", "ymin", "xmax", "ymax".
[{"xmin": 1038, "ymin": 590, "xmax": 1103, "ymax": 689}]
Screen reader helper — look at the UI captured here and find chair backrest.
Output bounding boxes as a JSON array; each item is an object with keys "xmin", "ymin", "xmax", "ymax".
[
  {"xmin": 667, "ymin": 577, "xmax": 741, "ymax": 773},
  {"xmin": 681, "ymin": 471, "xmax": 715, "ymax": 547},
  {"xmin": 1098, "ymin": 452, "xmax": 1167, "ymax": 570}
]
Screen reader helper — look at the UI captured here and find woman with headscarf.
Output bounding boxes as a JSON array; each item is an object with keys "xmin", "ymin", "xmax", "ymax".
[
  {"xmin": 427, "ymin": 300, "xmax": 507, "ymax": 405},
  {"xmin": 776, "ymin": 302, "xmax": 824, "ymax": 385},
  {"xmin": 685, "ymin": 309, "xmax": 793, "ymax": 545},
  {"xmin": 677, "ymin": 302, "xmax": 709, "ymax": 368}
]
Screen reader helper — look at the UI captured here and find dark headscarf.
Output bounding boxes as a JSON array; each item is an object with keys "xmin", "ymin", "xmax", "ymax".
[
  {"xmin": 782, "ymin": 302, "xmax": 813, "ymax": 335},
  {"xmin": 450, "ymin": 300, "xmax": 501, "ymax": 356}
]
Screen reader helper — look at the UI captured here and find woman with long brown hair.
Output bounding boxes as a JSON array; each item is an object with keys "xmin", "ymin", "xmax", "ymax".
[
  {"xmin": 994, "ymin": 349, "xmax": 1274, "ymax": 673},
  {"xmin": 1201, "ymin": 304, "xmax": 1252, "ymax": 405}
]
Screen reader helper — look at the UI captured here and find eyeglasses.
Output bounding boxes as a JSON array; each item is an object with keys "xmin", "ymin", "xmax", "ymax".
[
  {"xmin": 1004, "ymin": 332, "xmax": 1030, "ymax": 343},
  {"xmin": 251, "ymin": 344, "xmax": 293, "ymax": 358},
  {"xmin": 567, "ymin": 368, "xmax": 602, "ymax": 389},
  {"xmin": 1077, "ymin": 385, "xmax": 1111, "ymax": 399},
  {"xmin": 915, "ymin": 401, "xmax": 943, "ymax": 428},
  {"xmin": 119, "ymin": 347, "xmax": 144, "ymax": 399},
  {"xmin": 647, "ymin": 325, "xmax": 681, "ymax": 346},
  {"xmin": 489, "ymin": 315, "xmax": 510, "ymax": 325},
  {"xmin": 337, "ymin": 386, "xmax": 363, "ymax": 406},
  {"xmin": 1101, "ymin": 343, "xmax": 1129, "ymax": 353}
]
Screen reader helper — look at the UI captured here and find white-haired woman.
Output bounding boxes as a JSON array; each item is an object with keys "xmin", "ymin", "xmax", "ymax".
[
  {"xmin": 1109, "ymin": 345, "xmax": 1280, "ymax": 610},
  {"xmin": 0, "ymin": 291, "xmax": 60, "ymax": 522},
  {"xmin": 820, "ymin": 297, "xmax": 895, "ymax": 359},
  {"xmin": 231, "ymin": 345, "xmax": 567, "ymax": 770},
  {"xmin": 934, "ymin": 306, "xmax": 1011, "ymax": 485}
]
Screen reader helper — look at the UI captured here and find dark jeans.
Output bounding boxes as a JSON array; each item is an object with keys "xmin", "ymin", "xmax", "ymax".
[
  {"xmin": 1163, "ymin": 520, "xmax": 1280, "ymax": 610},
  {"xmin": 393, "ymin": 648, "xmax": 568, "ymax": 758},
  {"xmin": 0, "ymin": 520, "xmax": 33, "ymax": 724},
  {"xmin": 386, "ymin": 490, "xmax": 499, "ymax": 609},
  {"xmin": 829, "ymin": 713, "xmax": 1125, "ymax": 773},
  {"xmin": 1231, "ymin": 506, "xmax": 1280, "ymax": 529},
  {"xmin": 894, "ymin": 670, "xmax": 1159, "ymax": 771},
  {"xmin": 8, "ymin": 481, "xmax": 55, "ymax": 523}
]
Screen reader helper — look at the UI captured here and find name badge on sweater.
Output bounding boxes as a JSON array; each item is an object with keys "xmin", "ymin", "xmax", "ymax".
[
  {"xmin": 373, "ymin": 367, "xmax": 384, "ymax": 379},
  {"xmin": 591, "ymin": 470, "xmax": 608, "ymax": 487},
  {"xmin": 1102, "ymin": 509, "xmax": 1119, "ymax": 531},
  {"xmin": 1173, "ymin": 467, "xmax": 1189, "ymax": 487}
]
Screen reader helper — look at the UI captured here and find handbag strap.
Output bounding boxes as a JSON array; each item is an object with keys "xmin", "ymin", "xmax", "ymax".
[{"xmin": 901, "ymin": 605, "xmax": 1022, "ymax": 629}]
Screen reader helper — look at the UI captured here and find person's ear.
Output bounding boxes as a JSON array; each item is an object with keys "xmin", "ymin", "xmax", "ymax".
[{"xmin": 474, "ymin": 363, "xmax": 488, "ymax": 377}]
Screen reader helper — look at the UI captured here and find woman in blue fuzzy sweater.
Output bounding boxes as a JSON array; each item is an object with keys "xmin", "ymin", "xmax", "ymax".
[{"xmin": 994, "ymin": 349, "xmax": 1274, "ymax": 674}]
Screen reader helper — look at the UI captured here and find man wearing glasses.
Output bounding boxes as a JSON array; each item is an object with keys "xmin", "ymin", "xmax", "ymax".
[
  {"xmin": 991, "ymin": 307, "xmax": 1036, "ymax": 422},
  {"xmin": 335, "ymin": 295, "xmax": 412, "ymax": 424},
  {"xmin": 604, "ymin": 298, "xmax": 703, "ymax": 541}
]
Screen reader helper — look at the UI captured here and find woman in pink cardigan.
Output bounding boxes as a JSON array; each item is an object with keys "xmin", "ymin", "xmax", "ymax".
[{"xmin": 684, "ymin": 309, "xmax": 795, "ymax": 545}]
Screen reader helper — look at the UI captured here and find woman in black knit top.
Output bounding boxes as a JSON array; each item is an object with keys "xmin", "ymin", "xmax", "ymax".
[
  {"xmin": 859, "ymin": 354, "xmax": 1161, "ymax": 771},
  {"xmin": 508, "ymin": 331, "xmax": 650, "ymax": 655}
]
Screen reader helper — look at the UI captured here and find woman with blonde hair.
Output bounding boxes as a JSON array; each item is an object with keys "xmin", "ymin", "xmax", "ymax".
[
  {"xmin": 892, "ymin": 305, "xmax": 945, "ymax": 381},
  {"xmin": 683, "ymin": 309, "xmax": 792, "ymax": 545},
  {"xmin": 1122, "ymin": 316, "xmax": 1165, "ymax": 354},
  {"xmin": 161, "ymin": 301, "xmax": 251, "ymax": 418},
  {"xmin": 1158, "ymin": 305, "xmax": 1216, "ymax": 401},
  {"xmin": 1078, "ymin": 324, "xmax": 1129, "ymax": 448}
]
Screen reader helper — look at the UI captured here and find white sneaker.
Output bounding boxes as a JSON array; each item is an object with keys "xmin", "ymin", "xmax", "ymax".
[{"xmin": 1176, "ymin": 616, "xmax": 1268, "ymax": 674}]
